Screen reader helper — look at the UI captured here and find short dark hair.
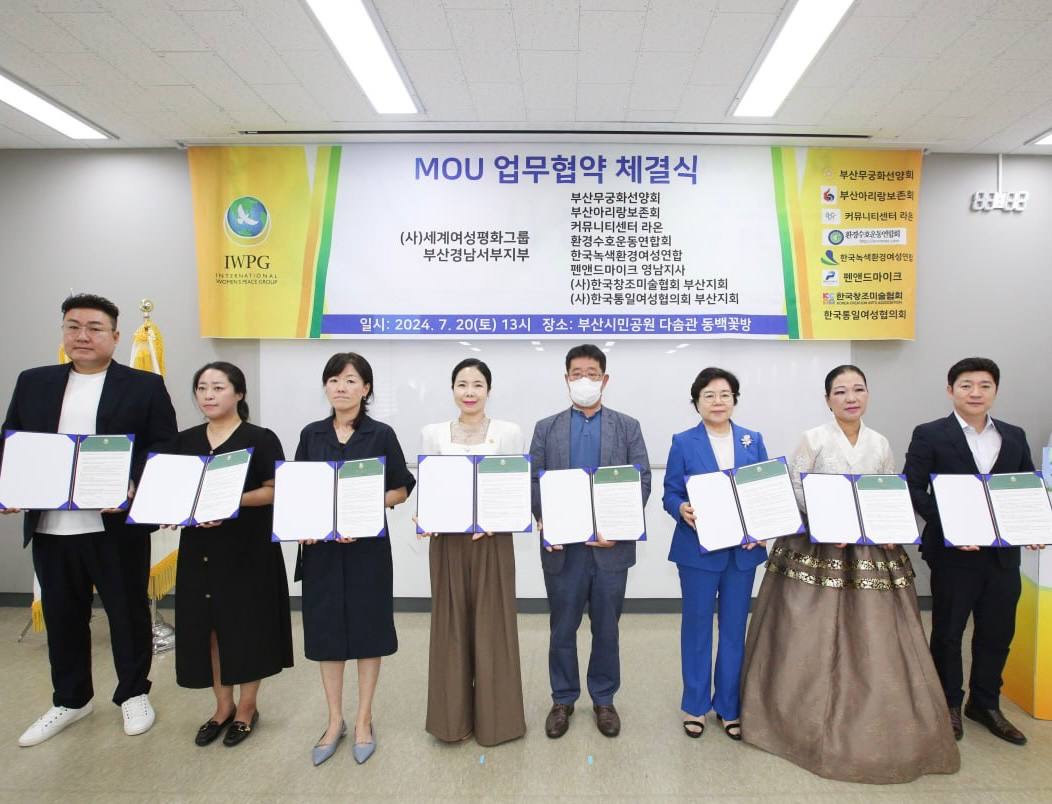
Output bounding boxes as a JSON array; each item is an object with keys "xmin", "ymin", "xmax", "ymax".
[
  {"xmin": 62, "ymin": 293, "xmax": 119, "ymax": 328},
  {"xmin": 690, "ymin": 367, "xmax": 740, "ymax": 406},
  {"xmin": 824, "ymin": 364, "xmax": 868, "ymax": 397},
  {"xmin": 564, "ymin": 344, "xmax": 606, "ymax": 373},
  {"xmin": 451, "ymin": 358, "xmax": 492, "ymax": 389},
  {"xmin": 948, "ymin": 357, "xmax": 999, "ymax": 388},
  {"xmin": 192, "ymin": 361, "xmax": 250, "ymax": 421},
  {"xmin": 322, "ymin": 352, "xmax": 374, "ymax": 429}
]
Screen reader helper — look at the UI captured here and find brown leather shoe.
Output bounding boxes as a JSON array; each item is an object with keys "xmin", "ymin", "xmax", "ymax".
[
  {"xmin": 948, "ymin": 706, "xmax": 963, "ymax": 741},
  {"xmin": 964, "ymin": 701, "xmax": 1027, "ymax": 745},
  {"xmin": 593, "ymin": 704, "xmax": 620, "ymax": 738},
  {"xmin": 545, "ymin": 703, "xmax": 574, "ymax": 739}
]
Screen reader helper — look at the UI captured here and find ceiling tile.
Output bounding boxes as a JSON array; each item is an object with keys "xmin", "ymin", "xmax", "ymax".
[
  {"xmin": 280, "ymin": 49, "xmax": 377, "ymax": 120},
  {"xmin": 0, "ymin": 8, "xmax": 87, "ymax": 52},
  {"xmin": 525, "ymin": 106, "xmax": 574, "ymax": 121},
  {"xmin": 236, "ymin": 0, "xmax": 331, "ymax": 51},
  {"xmin": 641, "ymin": 0, "xmax": 715, "ymax": 52},
  {"xmin": 469, "ymin": 81, "xmax": 526, "ymax": 119},
  {"xmin": 851, "ymin": 57, "xmax": 933, "ymax": 89},
  {"xmin": 629, "ymin": 51, "xmax": 694, "ymax": 110},
  {"xmin": 48, "ymin": 12, "xmax": 186, "ymax": 85},
  {"xmin": 374, "ymin": 0, "xmax": 455, "ymax": 51},
  {"xmin": 688, "ymin": 12, "xmax": 777, "ymax": 85},
  {"xmin": 580, "ymin": 0, "xmax": 647, "ymax": 9},
  {"xmin": 576, "ymin": 83, "xmax": 629, "ymax": 121},
  {"xmin": 717, "ymin": 0, "xmax": 785, "ymax": 12},
  {"xmin": 444, "ymin": 0, "xmax": 511, "ymax": 8},
  {"xmin": 520, "ymin": 50, "xmax": 576, "ymax": 108},
  {"xmin": 181, "ymin": 10, "xmax": 298, "ymax": 84},
  {"xmin": 851, "ymin": 0, "xmax": 927, "ymax": 16},
  {"xmin": 512, "ymin": 0, "xmax": 579, "ymax": 50},
  {"xmin": 446, "ymin": 8, "xmax": 520, "ymax": 82},
  {"xmin": 161, "ymin": 51, "xmax": 283, "ymax": 125},
  {"xmin": 579, "ymin": 9, "xmax": 645, "ymax": 51},
  {"xmin": 96, "ymin": 0, "xmax": 208, "ymax": 50},
  {"xmin": 1001, "ymin": 20, "xmax": 1052, "ymax": 59},
  {"xmin": 0, "ymin": 29, "xmax": 80, "ymax": 84},
  {"xmin": 399, "ymin": 49, "xmax": 476, "ymax": 119},
  {"xmin": 578, "ymin": 49, "xmax": 637, "ymax": 83},
  {"xmin": 983, "ymin": 0, "xmax": 1052, "ymax": 20},
  {"xmin": 775, "ymin": 85, "xmax": 839, "ymax": 125},
  {"xmin": 251, "ymin": 83, "xmax": 329, "ymax": 125},
  {"xmin": 675, "ymin": 83, "xmax": 737, "ymax": 122}
]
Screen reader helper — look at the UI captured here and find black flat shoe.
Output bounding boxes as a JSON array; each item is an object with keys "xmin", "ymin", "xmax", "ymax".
[
  {"xmin": 223, "ymin": 711, "xmax": 259, "ymax": 747},
  {"xmin": 716, "ymin": 715, "xmax": 742, "ymax": 741},
  {"xmin": 195, "ymin": 713, "xmax": 235, "ymax": 746},
  {"xmin": 682, "ymin": 719, "xmax": 705, "ymax": 738}
]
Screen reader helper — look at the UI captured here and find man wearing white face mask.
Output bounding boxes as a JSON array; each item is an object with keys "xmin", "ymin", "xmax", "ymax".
[{"xmin": 529, "ymin": 344, "xmax": 651, "ymax": 740}]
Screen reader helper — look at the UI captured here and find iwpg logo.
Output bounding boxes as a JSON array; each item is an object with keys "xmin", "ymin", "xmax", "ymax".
[{"xmin": 224, "ymin": 196, "xmax": 270, "ymax": 246}]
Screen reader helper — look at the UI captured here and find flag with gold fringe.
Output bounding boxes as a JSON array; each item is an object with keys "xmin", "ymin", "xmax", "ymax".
[{"xmin": 128, "ymin": 301, "xmax": 178, "ymax": 602}]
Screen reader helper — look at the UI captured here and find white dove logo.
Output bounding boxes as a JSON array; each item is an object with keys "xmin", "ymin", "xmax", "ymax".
[{"xmin": 236, "ymin": 204, "xmax": 258, "ymax": 227}]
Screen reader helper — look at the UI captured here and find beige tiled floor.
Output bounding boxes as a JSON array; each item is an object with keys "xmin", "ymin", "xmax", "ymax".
[{"xmin": 1, "ymin": 606, "xmax": 1049, "ymax": 803}]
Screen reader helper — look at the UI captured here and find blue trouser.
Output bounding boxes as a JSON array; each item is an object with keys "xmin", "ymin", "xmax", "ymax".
[
  {"xmin": 544, "ymin": 544, "xmax": 628, "ymax": 706},
  {"xmin": 678, "ymin": 562, "xmax": 754, "ymax": 719}
]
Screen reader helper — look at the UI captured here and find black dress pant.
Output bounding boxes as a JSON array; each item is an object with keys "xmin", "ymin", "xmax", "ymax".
[
  {"xmin": 31, "ymin": 529, "xmax": 153, "ymax": 708},
  {"xmin": 929, "ymin": 559, "xmax": 1021, "ymax": 709}
]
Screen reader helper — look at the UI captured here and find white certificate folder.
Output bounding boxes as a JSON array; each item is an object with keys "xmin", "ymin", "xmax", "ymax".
[
  {"xmin": 0, "ymin": 430, "xmax": 133, "ymax": 511},
  {"xmin": 801, "ymin": 473, "xmax": 920, "ymax": 545},
  {"xmin": 538, "ymin": 465, "xmax": 646, "ymax": 547},
  {"xmin": 933, "ymin": 472, "xmax": 1052, "ymax": 547},
  {"xmin": 271, "ymin": 457, "xmax": 387, "ymax": 542},
  {"xmin": 685, "ymin": 458, "xmax": 804, "ymax": 553},
  {"xmin": 416, "ymin": 454, "xmax": 533, "ymax": 535},
  {"xmin": 128, "ymin": 449, "xmax": 253, "ymax": 526}
]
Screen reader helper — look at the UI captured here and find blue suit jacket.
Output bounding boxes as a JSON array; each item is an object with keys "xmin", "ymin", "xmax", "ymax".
[
  {"xmin": 663, "ymin": 421, "xmax": 769, "ymax": 572},
  {"xmin": 530, "ymin": 406, "xmax": 651, "ymax": 575}
]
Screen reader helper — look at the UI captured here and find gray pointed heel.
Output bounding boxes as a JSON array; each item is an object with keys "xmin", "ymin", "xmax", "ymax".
[
  {"xmin": 312, "ymin": 720, "xmax": 347, "ymax": 767},
  {"xmin": 352, "ymin": 723, "xmax": 376, "ymax": 765}
]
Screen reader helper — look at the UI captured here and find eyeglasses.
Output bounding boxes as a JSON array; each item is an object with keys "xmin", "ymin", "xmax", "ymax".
[
  {"xmin": 568, "ymin": 371, "xmax": 603, "ymax": 381},
  {"xmin": 700, "ymin": 391, "xmax": 735, "ymax": 403},
  {"xmin": 61, "ymin": 323, "xmax": 112, "ymax": 337}
]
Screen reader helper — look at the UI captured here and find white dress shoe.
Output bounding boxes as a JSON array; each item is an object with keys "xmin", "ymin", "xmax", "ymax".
[
  {"xmin": 121, "ymin": 694, "xmax": 156, "ymax": 736},
  {"xmin": 19, "ymin": 702, "xmax": 94, "ymax": 747}
]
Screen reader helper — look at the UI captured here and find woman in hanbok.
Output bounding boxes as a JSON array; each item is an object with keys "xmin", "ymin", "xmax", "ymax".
[{"xmin": 739, "ymin": 364, "xmax": 959, "ymax": 784}]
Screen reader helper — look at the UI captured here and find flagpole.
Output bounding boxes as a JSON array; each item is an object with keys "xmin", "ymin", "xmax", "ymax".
[{"xmin": 134, "ymin": 299, "xmax": 176, "ymax": 654}]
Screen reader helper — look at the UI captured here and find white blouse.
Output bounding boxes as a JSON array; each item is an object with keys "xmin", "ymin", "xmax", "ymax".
[
  {"xmin": 789, "ymin": 419, "xmax": 896, "ymax": 509},
  {"xmin": 420, "ymin": 418, "xmax": 525, "ymax": 456}
]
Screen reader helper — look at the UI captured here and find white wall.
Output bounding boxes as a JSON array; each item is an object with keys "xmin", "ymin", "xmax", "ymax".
[{"xmin": 2, "ymin": 149, "xmax": 1050, "ymax": 598}]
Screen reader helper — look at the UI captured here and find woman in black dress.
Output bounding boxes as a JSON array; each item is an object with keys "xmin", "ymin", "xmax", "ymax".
[
  {"xmin": 298, "ymin": 352, "xmax": 414, "ymax": 766},
  {"xmin": 173, "ymin": 361, "xmax": 293, "ymax": 747}
]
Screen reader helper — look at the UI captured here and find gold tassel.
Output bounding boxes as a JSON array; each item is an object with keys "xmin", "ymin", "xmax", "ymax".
[
  {"xmin": 31, "ymin": 599, "xmax": 45, "ymax": 632},
  {"xmin": 148, "ymin": 549, "xmax": 179, "ymax": 601},
  {"xmin": 130, "ymin": 321, "xmax": 165, "ymax": 376}
]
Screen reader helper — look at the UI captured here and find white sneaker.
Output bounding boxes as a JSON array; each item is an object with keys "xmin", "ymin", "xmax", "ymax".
[
  {"xmin": 18, "ymin": 702, "xmax": 94, "ymax": 747},
  {"xmin": 121, "ymin": 694, "xmax": 155, "ymax": 736}
]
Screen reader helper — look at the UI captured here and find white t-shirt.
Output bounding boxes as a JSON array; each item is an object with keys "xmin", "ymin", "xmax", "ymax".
[
  {"xmin": 38, "ymin": 369, "xmax": 108, "ymax": 535},
  {"xmin": 708, "ymin": 429, "xmax": 735, "ymax": 471}
]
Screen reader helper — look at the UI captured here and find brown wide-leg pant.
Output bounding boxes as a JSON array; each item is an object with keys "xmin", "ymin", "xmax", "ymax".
[{"xmin": 426, "ymin": 533, "xmax": 526, "ymax": 746}]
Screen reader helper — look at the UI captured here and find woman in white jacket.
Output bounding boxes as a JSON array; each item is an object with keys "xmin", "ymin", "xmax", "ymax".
[{"xmin": 419, "ymin": 358, "xmax": 527, "ymax": 746}]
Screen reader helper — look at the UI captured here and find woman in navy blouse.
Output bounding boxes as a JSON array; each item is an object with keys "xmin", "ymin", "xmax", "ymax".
[{"xmin": 295, "ymin": 352, "xmax": 415, "ymax": 766}]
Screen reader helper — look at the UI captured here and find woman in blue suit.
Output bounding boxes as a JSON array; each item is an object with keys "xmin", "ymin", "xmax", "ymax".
[{"xmin": 663, "ymin": 367, "xmax": 767, "ymax": 740}]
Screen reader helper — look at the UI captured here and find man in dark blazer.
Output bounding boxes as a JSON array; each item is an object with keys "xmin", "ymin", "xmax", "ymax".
[
  {"xmin": 1, "ymin": 294, "xmax": 177, "ymax": 747},
  {"xmin": 530, "ymin": 344, "xmax": 651, "ymax": 739},
  {"xmin": 904, "ymin": 357, "xmax": 1039, "ymax": 746}
]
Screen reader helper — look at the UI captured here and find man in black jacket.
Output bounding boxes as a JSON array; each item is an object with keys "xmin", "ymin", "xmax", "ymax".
[
  {"xmin": 904, "ymin": 357, "xmax": 1041, "ymax": 746},
  {"xmin": 2, "ymin": 294, "xmax": 177, "ymax": 747}
]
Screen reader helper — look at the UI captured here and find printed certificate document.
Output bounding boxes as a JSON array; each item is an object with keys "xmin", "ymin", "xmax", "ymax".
[
  {"xmin": 128, "ymin": 449, "xmax": 252, "ymax": 526},
  {"xmin": 0, "ymin": 431, "xmax": 132, "ymax": 511},
  {"xmin": 802, "ymin": 473, "xmax": 919, "ymax": 545},
  {"xmin": 684, "ymin": 458, "xmax": 803, "ymax": 552},
  {"xmin": 539, "ymin": 464, "xmax": 646, "ymax": 546},
  {"xmin": 932, "ymin": 472, "xmax": 1052, "ymax": 547},
  {"xmin": 272, "ymin": 458, "xmax": 387, "ymax": 542},
  {"xmin": 415, "ymin": 454, "xmax": 533, "ymax": 534}
]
